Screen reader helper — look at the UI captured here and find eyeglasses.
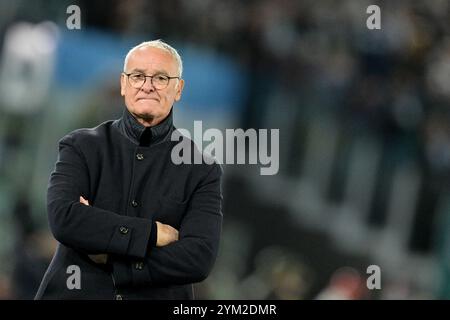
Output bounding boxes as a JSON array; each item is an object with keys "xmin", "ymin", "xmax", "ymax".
[{"xmin": 123, "ymin": 72, "xmax": 180, "ymax": 90}]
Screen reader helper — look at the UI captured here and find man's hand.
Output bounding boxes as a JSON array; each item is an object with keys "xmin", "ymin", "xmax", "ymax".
[
  {"xmin": 155, "ymin": 221, "xmax": 179, "ymax": 247},
  {"xmin": 80, "ymin": 196, "xmax": 108, "ymax": 264},
  {"xmin": 79, "ymin": 196, "xmax": 89, "ymax": 206}
]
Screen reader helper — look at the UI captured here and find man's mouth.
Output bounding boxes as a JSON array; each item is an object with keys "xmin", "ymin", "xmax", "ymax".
[{"xmin": 137, "ymin": 97, "xmax": 159, "ymax": 102}]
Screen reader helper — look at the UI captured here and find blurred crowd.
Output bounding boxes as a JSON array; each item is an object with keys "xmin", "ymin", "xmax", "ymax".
[{"xmin": 0, "ymin": 0, "xmax": 449, "ymax": 299}]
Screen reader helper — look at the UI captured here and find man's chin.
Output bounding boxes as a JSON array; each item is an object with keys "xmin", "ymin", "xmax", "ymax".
[
  {"xmin": 134, "ymin": 111, "xmax": 156, "ymax": 122},
  {"xmin": 133, "ymin": 104, "xmax": 158, "ymax": 118},
  {"xmin": 129, "ymin": 104, "xmax": 170, "ymax": 126}
]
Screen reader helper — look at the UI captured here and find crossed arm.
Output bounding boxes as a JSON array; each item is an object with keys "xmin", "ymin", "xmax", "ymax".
[
  {"xmin": 80, "ymin": 196, "xmax": 179, "ymax": 264},
  {"xmin": 48, "ymin": 134, "xmax": 223, "ymax": 286}
]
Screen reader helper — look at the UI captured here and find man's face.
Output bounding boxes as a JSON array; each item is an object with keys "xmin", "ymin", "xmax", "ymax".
[{"xmin": 120, "ymin": 46, "xmax": 184, "ymax": 127}]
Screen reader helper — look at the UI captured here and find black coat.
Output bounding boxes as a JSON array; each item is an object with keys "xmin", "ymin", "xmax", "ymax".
[{"xmin": 35, "ymin": 109, "xmax": 223, "ymax": 300}]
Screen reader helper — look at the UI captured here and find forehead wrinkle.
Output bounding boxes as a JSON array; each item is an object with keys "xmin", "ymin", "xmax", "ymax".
[{"xmin": 126, "ymin": 48, "xmax": 178, "ymax": 75}]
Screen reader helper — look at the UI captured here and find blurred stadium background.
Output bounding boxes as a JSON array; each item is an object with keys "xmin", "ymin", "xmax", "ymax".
[{"xmin": 0, "ymin": 0, "xmax": 449, "ymax": 299}]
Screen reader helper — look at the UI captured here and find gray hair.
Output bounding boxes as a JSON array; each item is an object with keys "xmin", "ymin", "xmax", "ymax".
[{"xmin": 123, "ymin": 39, "xmax": 183, "ymax": 77}]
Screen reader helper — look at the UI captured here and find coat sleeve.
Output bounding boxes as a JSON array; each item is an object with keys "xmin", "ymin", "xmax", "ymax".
[
  {"xmin": 47, "ymin": 134, "xmax": 153, "ymax": 259},
  {"xmin": 111, "ymin": 163, "xmax": 223, "ymax": 287}
]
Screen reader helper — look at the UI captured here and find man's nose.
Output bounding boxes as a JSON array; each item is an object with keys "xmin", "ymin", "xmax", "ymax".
[{"xmin": 141, "ymin": 77, "xmax": 155, "ymax": 92}]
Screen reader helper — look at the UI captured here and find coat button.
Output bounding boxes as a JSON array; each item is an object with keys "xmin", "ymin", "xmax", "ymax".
[
  {"xmin": 115, "ymin": 294, "xmax": 123, "ymax": 300},
  {"xmin": 131, "ymin": 200, "xmax": 138, "ymax": 207},
  {"xmin": 119, "ymin": 226, "xmax": 129, "ymax": 234},
  {"xmin": 136, "ymin": 153, "xmax": 144, "ymax": 161},
  {"xmin": 135, "ymin": 262, "xmax": 144, "ymax": 270}
]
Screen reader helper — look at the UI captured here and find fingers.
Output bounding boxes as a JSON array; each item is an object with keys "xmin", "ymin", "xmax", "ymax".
[
  {"xmin": 167, "ymin": 224, "xmax": 179, "ymax": 242},
  {"xmin": 79, "ymin": 196, "xmax": 89, "ymax": 206},
  {"xmin": 155, "ymin": 221, "xmax": 179, "ymax": 247},
  {"xmin": 173, "ymin": 227, "xmax": 179, "ymax": 240}
]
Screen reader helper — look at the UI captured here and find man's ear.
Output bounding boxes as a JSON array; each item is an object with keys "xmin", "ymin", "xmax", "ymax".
[
  {"xmin": 174, "ymin": 79, "xmax": 185, "ymax": 102},
  {"xmin": 120, "ymin": 73, "xmax": 126, "ymax": 96}
]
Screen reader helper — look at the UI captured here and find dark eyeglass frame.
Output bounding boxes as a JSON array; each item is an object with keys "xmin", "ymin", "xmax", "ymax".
[{"xmin": 122, "ymin": 72, "xmax": 180, "ymax": 89}]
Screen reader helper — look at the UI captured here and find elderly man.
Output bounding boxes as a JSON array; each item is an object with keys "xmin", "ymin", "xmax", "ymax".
[{"xmin": 35, "ymin": 40, "xmax": 223, "ymax": 300}]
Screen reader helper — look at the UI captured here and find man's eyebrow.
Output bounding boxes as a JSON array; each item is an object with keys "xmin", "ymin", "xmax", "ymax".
[
  {"xmin": 129, "ymin": 68, "xmax": 146, "ymax": 73},
  {"xmin": 151, "ymin": 69, "xmax": 169, "ymax": 75}
]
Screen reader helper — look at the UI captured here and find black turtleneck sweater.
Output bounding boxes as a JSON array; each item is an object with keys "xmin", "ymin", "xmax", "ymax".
[{"xmin": 36, "ymin": 108, "xmax": 223, "ymax": 300}]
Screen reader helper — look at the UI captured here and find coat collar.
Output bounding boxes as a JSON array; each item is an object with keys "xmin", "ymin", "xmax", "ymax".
[{"xmin": 118, "ymin": 107, "xmax": 174, "ymax": 146}]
